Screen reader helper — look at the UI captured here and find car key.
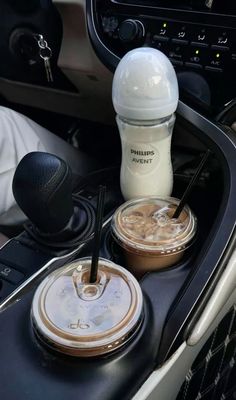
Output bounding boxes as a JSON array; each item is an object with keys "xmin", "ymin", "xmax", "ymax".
[{"xmin": 34, "ymin": 34, "xmax": 54, "ymax": 83}]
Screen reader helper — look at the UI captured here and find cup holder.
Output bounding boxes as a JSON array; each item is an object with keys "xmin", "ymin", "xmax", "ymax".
[{"xmin": 101, "ymin": 225, "xmax": 198, "ymax": 280}]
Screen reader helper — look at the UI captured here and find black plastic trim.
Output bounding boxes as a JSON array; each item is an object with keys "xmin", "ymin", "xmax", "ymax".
[{"xmin": 86, "ymin": 0, "xmax": 120, "ymax": 71}]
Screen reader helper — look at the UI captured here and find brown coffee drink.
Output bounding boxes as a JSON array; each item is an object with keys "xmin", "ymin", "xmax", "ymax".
[{"xmin": 111, "ymin": 197, "xmax": 197, "ymax": 277}]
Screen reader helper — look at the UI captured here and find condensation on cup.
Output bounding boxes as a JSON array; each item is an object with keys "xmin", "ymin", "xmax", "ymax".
[
  {"xmin": 31, "ymin": 257, "xmax": 143, "ymax": 357},
  {"xmin": 111, "ymin": 197, "xmax": 197, "ymax": 277}
]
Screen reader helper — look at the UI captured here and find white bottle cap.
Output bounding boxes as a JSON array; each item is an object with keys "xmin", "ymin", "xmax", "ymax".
[{"xmin": 112, "ymin": 47, "xmax": 179, "ymax": 121}]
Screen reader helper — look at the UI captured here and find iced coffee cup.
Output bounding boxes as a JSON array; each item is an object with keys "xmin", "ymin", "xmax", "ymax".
[
  {"xmin": 111, "ymin": 197, "xmax": 197, "ymax": 277},
  {"xmin": 31, "ymin": 257, "xmax": 143, "ymax": 357}
]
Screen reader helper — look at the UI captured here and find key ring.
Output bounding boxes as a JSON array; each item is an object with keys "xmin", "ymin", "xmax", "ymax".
[
  {"xmin": 39, "ymin": 46, "xmax": 52, "ymax": 60},
  {"xmin": 33, "ymin": 33, "xmax": 54, "ymax": 83},
  {"xmin": 34, "ymin": 33, "xmax": 48, "ymax": 49}
]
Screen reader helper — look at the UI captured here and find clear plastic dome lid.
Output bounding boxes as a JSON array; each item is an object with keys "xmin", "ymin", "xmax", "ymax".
[
  {"xmin": 112, "ymin": 47, "xmax": 179, "ymax": 121},
  {"xmin": 31, "ymin": 258, "xmax": 143, "ymax": 357},
  {"xmin": 111, "ymin": 197, "xmax": 197, "ymax": 254}
]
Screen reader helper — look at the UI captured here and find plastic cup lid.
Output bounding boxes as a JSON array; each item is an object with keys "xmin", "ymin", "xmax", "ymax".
[
  {"xmin": 31, "ymin": 257, "xmax": 143, "ymax": 357},
  {"xmin": 111, "ymin": 197, "xmax": 197, "ymax": 254}
]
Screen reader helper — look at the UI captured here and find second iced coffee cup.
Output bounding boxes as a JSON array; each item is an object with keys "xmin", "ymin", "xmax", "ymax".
[{"xmin": 111, "ymin": 197, "xmax": 197, "ymax": 277}]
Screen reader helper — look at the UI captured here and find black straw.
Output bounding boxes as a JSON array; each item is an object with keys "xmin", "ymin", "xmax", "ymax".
[
  {"xmin": 172, "ymin": 149, "xmax": 211, "ymax": 219},
  {"xmin": 90, "ymin": 185, "xmax": 106, "ymax": 283}
]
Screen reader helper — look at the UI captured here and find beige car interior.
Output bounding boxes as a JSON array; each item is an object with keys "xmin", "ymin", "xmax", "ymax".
[{"xmin": 0, "ymin": 0, "xmax": 114, "ymax": 124}]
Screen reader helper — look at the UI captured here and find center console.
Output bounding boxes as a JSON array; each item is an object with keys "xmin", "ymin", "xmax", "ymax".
[{"xmin": 0, "ymin": 102, "xmax": 236, "ymax": 399}]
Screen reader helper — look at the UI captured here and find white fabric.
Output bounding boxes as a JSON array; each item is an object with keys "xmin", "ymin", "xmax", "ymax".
[{"xmin": 0, "ymin": 106, "xmax": 80, "ymax": 225}]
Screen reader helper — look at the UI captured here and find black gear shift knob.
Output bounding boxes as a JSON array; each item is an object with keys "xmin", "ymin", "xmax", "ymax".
[{"xmin": 13, "ymin": 152, "xmax": 74, "ymax": 234}]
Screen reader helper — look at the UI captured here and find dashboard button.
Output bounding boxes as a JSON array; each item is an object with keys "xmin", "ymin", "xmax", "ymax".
[
  {"xmin": 168, "ymin": 43, "xmax": 187, "ymax": 63},
  {"xmin": 170, "ymin": 59, "xmax": 183, "ymax": 66},
  {"xmin": 171, "ymin": 23, "xmax": 190, "ymax": 42},
  {"xmin": 191, "ymin": 41, "xmax": 208, "ymax": 48},
  {"xmin": 155, "ymin": 20, "xmax": 171, "ymax": 38},
  {"xmin": 185, "ymin": 47, "xmax": 208, "ymax": 66},
  {"xmin": 211, "ymin": 45, "xmax": 230, "ymax": 52},
  {"xmin": 118, "ymin": 19, "xmax": 144, "ymax": 42},
  {"xmin": 153, "ymin": 35, "xmax": 169, "ymax": 42},
  {"xmin": 185, "ymin": 62, "xmax": 203, "ymax": 70},
  {"xmin": 151, "ymin": 38, "xmax": 169, "ymax": 55},
  {"xmin": 208, "ymin": 50, "xmax": 228, "ymax": 70},
  {"xmin": 190, "ymin": 27, "xmax": 210, "ymax": 45},
  {"xmin": 205, "ymin": 66, "xmax": 223, "ymax": 73},
  {"xmin": 0, "ymin": 263, "xmax": 24, "ymax": 284},
  {"xmin": 176, "ymin": 29, "xmax": 186, "ymax": 39},
  {"xmin": 172, "ymin": 38, "xmax": 188, "ymax": 45},
  {"xmin": 215, "ymin": 32, "xmax": 230, "ymax": 46}
]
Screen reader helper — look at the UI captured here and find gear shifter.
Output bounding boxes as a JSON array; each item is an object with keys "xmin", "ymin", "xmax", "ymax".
[
  {"xmin": 13, "ymin": 152, "xmax": 74, "ymax": 234},
  {"xmin": 12, "ymin": 152, "xmax": 95, "ymax": 247}
]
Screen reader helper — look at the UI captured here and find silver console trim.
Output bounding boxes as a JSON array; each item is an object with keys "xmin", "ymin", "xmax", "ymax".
[
  {"xmin": 161, "ymin": 100, "xmax": 236, "ymax": 360},
  {"xmin": 188, "ymin": 247, "xmax": 236, "ymax": 345}
]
